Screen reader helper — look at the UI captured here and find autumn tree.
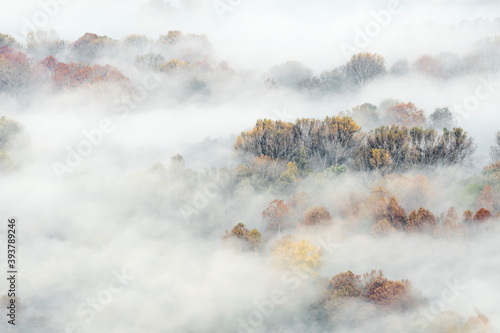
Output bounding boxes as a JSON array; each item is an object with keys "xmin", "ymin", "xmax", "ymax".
[
  {"xmin": 301, "ymin": 206, "xmax": 333, "ymax": 227},
  {"xmin": 248, "ymin": 155, "xmax": 287, "ymax": 182},
  {"xmin": 136, "ymin": 52, "xmax": 165, "ymax": 71},
  {"xmin": 362, "ymin": 270, "xmax": 418, "ymax": 310},
  {"xmin": 235, "ymin": 119, "xmax": 298, "ymax": 163},
  {"xmin": 483, "ymin": 161, "xmax": 500, "ymax": 185},
  {"xmin": 0, "ymin": 47, "xmax": 31, "ymax": 95},
  {"xmin": 159, "ymin": 31, "xmax": 183, "ymax": 45},
  {"xmin": 262, "ymin": 199, "xmax": 291, "ymax": 235},
  {"xmin": 385, "ymin": 102, "xmax": 426, "ymax": 127},
  {"xmin": 439, "ymin": 207, "xmax": 466, "ymax": 238},
  {"xmin": 235, "ymin": 116, "xmax": 362, "ymax": 171},
  {"xmin": 439, "ymin": 127, "xmax": 476, "ymax": 166},
  {"xmin": 124, "ymin": 34, "xmax": 150, "ymax": 47},
  {"xmin": 363, "ymin": 186, "xmax": 391, "ymax": 222},
  {"xmin": 475, "ymin": 185, "xmax": 493, "ymax": 212},
  {"xmin": 72, "ymin": 33, "xmax": 116, "ymax": 63},
  {"xmin": 0, "ymin": 34, "xmax": 21, "ymax": 50},
  {"xmin": 297, "ymin": 116, "xmax": 362, "ymax": 169},
  {"xmin": 406, "ymin": 207, "xmax": 437, "ymax": 233},
  {"xmin": 372, "ymin": 219, "xmax": 395, "ymax": 236},
  {"xmin": 324, "ymin": 270, "xmax": 421, "ymax": 323},
  {"xmin": 341, "ymin": 52, "xmax": 386, "ymax": 88},
  {"xmin": 279, "ymin": 161, "xmax": 299, "ymax": 185},
  {"xmin": 369, "ymin": 148, "xmax": 392, "ymax": 173},
  {"xmin": 463, "ymin": 209, "xmax": 473, "ymax": 223},
  {"xmin": 272, "ymin": 235, "xmax": 322, "ymax": 275},
  {"xmin": 40, "ymin": 56, "xmax": 129, "ymax": 90},
  {"xmin": 355, "ymin": 125, "xmax": 475, "ymax": 171},
  {"xmin": 0, "ymin": 117, "xmax": 22, "ymax": 152},
  {"xmin": 473, "ymin": 208, "xmax": 492, "ymax": 223},
  {"xmin": 247, "ymin": 229, "xmax": 264, "ymax": 252},
  {"xmin": 414, "ymin": 55, "xmax": 443, "ymax": 78},
  {"xmin": 386, "ymin": 197, "xmax": 407, "ymax": 230},
  {"xmin": 223, "ymin": 223, "xmax": 263, "ymax": 252},
  {"xmin": 159, "ymin": 59, "xmax": 191, "ymax": 74}
]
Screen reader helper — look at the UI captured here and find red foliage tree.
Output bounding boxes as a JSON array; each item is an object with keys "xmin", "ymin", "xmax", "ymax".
[
  {"xmin": 39, "ymin": 56, "xmax": 129, "ymax": 89},
  {"xmin": 262, "ymin": 199, "xmax": 291, "ymax": 235},
  {"xmin": 473, "ymin": 208, "xmax": 492, "ymax": 223}
]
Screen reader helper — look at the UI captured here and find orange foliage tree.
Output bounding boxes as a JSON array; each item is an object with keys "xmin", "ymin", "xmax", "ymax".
[
  {"xmin": 324, "ymin": 270, "xmax": 421, "ymax": 322},
  {"xmin": 406, "ymin": 207, "xmax": 437, "ymax": 233},
  {"xmin": 385, "ymin": 102, "xmax": 426, "ymax": 127},
  {"xmin": 475, "ymin": 185, "xmax": 493, "ymax": 212},
  {"xmin": 386, "ymin": 197, "xmax": 407, "ymax": 230}
]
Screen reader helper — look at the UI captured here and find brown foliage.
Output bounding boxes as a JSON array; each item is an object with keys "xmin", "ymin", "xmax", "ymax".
[
  {"xmin": 386, "ymin": 197, "xmax": 407, "ymax": 230},
  {"xmin": 302, "ymin": 206, "xmax": 333, "ymax": 227},
  {"xmin": 324, "ymin": 270, "xmax": 421, "ymax": 322},
  {"xmin": 406, "ymin": 207, "xmax": 437, "ymax": 233},
  {"xmin": 223, "ymin": 223, "xmax": 263, "ymax": 252},
  {"xmin": 473, "ymin": 208, "xmax": 492, "ymax": 223},
  {"xmin": 463, "ymin": 209, "xmax": 473, "ymax": 223},
  {"xmin": 328, "ymin": 271, "xmax": 362, "ymax": 298},
  {"xmin": 362, "ymin": 271, "xmax": 415, "ymax": 310}
]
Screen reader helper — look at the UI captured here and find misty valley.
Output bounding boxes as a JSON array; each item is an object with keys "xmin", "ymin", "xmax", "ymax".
[{"xmin": 0, "ymin": 1, "xmax": 500, "ymax": 332}]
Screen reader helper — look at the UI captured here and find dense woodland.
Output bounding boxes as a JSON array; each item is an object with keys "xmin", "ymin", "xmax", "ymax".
[{"xmin": 1, "ymin": 27, "xmax": 500, "ymax": 332}]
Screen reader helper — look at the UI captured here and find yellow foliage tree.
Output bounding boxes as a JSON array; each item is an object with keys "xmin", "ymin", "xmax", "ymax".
[
  {"xmin": 272, "ymin": 235, "xmax": 322, "ymax": 275},
  {"xmin": 370, "ymin": 148, "xmax": 392, "ymax": 173}
]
